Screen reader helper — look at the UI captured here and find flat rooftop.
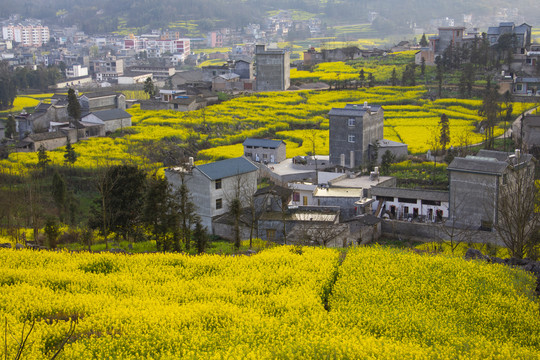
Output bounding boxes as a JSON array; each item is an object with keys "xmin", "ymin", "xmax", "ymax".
[{"xmin": 329, "ymin": 175, "xmax": 394, "ymax": 189}]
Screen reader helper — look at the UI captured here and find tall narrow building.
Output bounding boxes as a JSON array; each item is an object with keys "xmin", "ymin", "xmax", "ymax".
[
  {"xmin": 328, "ymin": 103, "xmax": 384, "ymax": 168},
  {"xmin": 255, "ymin": 44, "xmax": 290, "ymax": 91}
]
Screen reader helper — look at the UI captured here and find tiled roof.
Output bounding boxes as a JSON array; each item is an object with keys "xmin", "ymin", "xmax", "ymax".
[
  {"xmin": 448, "ymin": 156, "xmax": 508, "ymax": 174},
  {"xmin": 196, "ymin": 157, "xmax": 258, "ymax": 180},
  {"xmin": 243, "ymin": 138, "xmax": 284, "ymax": 149},
  {"xmin": 371, "ymin": 186, "xmax": 449, "ymax": 202},
  {"xmin": 81, "ymin": 91, "xmax": 121, "ymax": 99},
  {"xmin": 27, "ymin": 131, "xmax": 66, "ymax": 141},
  {"xmin": 88, "ymin": 109, "xmax": 131, "ymax": 121}
]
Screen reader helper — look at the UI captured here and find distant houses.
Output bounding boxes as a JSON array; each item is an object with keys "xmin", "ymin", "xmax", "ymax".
[{"xmin": 8, "ymin": 91, "xmax": 132, "ymax": 152}]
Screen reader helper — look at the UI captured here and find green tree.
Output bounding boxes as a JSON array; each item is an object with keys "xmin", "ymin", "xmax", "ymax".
[
  {"xmin": 90, "ymin": 165, "xmax": 147, "ymax": 244},
  {"xmin": 478, "ymin": 79, "xmax": 500, "ymax": 149},
  {"xmin": 44, "ymin": 217, "xmax": 60, "ymax": 249},
  {"xmin": 390, "ymin": 67, "xmax": 397, "ymax": 86},
  {"xmin": 173, "ymin": 181, "xmax": 198, "ymax": 251},
  {"xmin": 143, "ymin": 77, "xmax": 155, "ymax": 98},
  {"xmin": 358, "ymin": 69, "xmax": 365, "ymax": 87},
  {"xmin": 64, "ymin": 138, "xmax": 77, "ymax": 165},
  {"xmin": 419, "ymin": 33, "xmax": 428, "ymax": 47},
  {"xmin": 52, "ymin": 171, "xmax": 66, "ymax": 219},
  {"xmin": 380, "ymin": 150, "xmax": 395, "ymax": 175},
  {"xmin": 67, "ymin": 88, "xmax": 81, "ymax": 122},
  {"xmin": 193, "ymin": 221, "xmax": 208, "ymax": 254},
  {"xmin": 367, "ymin": 72, "xmax": 374, "ymax": 87},
  {"xmin": 420, "ymin": 57, "xmax": 426, "ymax": 76},
  {"xmin": 37, "ymin": 144, "xmax": 50, "ymax": 169},
  {"xmin": 143, "ymin": 175, "xmax": 173, "ymax": 251},
  {"xmin": 5, "ymin": 114, "xmax": 16, "ymax": 139},
  {"xmin": 230, "ymin": 197, "xmax": 242, "ymax": 250},
  {"xmin": 439, "ymin": 113, "xmax": 450, "ymax": 152}
]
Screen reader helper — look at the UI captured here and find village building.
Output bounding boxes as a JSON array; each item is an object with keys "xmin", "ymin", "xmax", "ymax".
[
  {"xmin": 328, "ymin": 103, "xmax": 384, "ymax": 168},
  {"xmin": 165, "ymin": 157, "xmax": 259, "ymax": 233},
  {"xmin": 447, "ymin": 149, "xmax": 534, "ymax": 231},
  {"xmin": 255, "ymin": 44, "xmax": 290, "ymax": 91},
  {"xmin": 370, "ymin": 187, "xmax": 449, "ymax": 222},
  {"xmin": 80, "ymin": 109, "xmax": 132, "ymax": 134},
  {"xmin": 243, "ymin": 138, "xmax": 286, "ymax": 164}
]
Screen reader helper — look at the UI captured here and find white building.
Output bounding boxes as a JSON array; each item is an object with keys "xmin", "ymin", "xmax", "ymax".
[
  {"xmin": 65, "ymin": 64, "xmax": 88, "ymax": 78},
  {"xmin": 165, "ymin": 157, "xmax": 259, "ymax": 233},
  {"xmin": 2, "ymin": 23, "xmax": 49, "ymax": 47},
  {"xmin": 371, "ymin": 187, "xmax": 449, "ymax": 222}
]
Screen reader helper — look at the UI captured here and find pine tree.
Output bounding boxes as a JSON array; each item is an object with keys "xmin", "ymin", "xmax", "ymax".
[
  {"xmin": 367, "ymin": 73, "xmax": 374, "ymax": 87},
  {"xmin": 420, "ymin": 57, "xmax": 426, "ymax": 76},
  {"xmin": 419, "ymin": 33, "xmax": 428, "ymax": 47},
  {"xmin": 143, "ymin": 77, "xmax": 155, "ymax": 97},
  {"xmin": 67, "ymin": 88, "xmax": 81, "ymax": 122},
  {"xmin": 439, "ymin": 113, "xmax": 450, "ymax": 152},
  {"xmin": 391, "ymin": 68, "xmax": 397, "ymax": 86},
  {"xmin": 64, "ymin": 138, "xmax": 77, "ymax": 165},
  {"xmin": 5, "ymin": 114, "xmax": 15, "ymax": 139},
  {"xmin": 37, "ymin": 144, "xmax": 50, "ymax": 169},
  {"xmin": 359, "ymin": 69, "xmax": 365, "ymax": 87},
  {"xmin": 193, "ymin": 221, "xmax": 208, "ymax": 254}
]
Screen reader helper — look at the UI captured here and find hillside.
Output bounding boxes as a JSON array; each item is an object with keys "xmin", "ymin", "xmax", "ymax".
[
  {"xmin": 1, "ymin": 246, "xmax": 538, "ymax": 358},
  {"xmin": 0, "ymin": 0, "xmax": 539, "ymax": 35}
]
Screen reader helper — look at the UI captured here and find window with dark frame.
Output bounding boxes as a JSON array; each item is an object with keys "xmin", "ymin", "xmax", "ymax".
[
  {"xmin": 215, "ymin": 179, "xmax": 222, "ymax": 189},
  {"xmin": 216, "ymin": 198, "xmax": 222, "ymax": 209}
]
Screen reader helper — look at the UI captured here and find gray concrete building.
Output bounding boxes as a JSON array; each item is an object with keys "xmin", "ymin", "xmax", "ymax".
[
  {"xmin": 328, "ymin": 103, "xmax": 384, "ymax": 168},
  {"xmin": 243, "ymin": 138, "xmax": 286, "ymax": 164},
  {"xmin": 165, "ymin": 157, "xmax": 258, "ymax": 233},
  {"xmin": 255, "ymin": 44, "xmax": 290, "ymax": 91},
  {"xmin": 447, "ymin": 149, "xmax": 534, "ymax": 231}
]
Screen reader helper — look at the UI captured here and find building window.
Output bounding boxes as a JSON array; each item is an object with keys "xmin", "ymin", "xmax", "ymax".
[
  {"xmin": 215, "ymin": 179, "xmax": 222, "ymax": 189},
  {"xmin": 263, "ymin": 154, "xmax": 268, "ymax": 160},
  {"xmin": 266, "ymin": 229, "xmax": 276, "ymax": 240},
  {"xmin": 293, "ymin": 192, "xmax": 300, "ymax": 202},
  {"xmin": 348, "ymin": 134, "xmax": 355, "ymax": 143},
  {"xmin": 216, "ymin": 198, "xmax": 223, "ymax": 209},
  {"xmin": 516, "ymin": 84, "xmax": 523, "ymax": 91},
  {"xmin": 348, "ymin": 118, "xmax": 356, "ymax": 126},
  {"xmin": 245, "ymin": 152, "xmax": 252, "ymax": 157}
]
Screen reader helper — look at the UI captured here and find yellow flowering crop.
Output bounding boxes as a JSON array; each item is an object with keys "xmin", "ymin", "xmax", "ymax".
[{"xmin": 0, "ymin": 246, "xmax": 538, "ymax": 359}]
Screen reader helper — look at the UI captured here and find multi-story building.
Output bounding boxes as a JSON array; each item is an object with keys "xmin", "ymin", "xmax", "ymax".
[
  {"xmin": 90, "ymin": 56, "xmax": 124, "ymax": 82},
  {"xmin": 2, "ymin": 22, "xmax": 49, "ymax": 47},
  {"xmin": 447, "ymin": 149, "xmax": 534, "ymax": 231},
  {"xmin": 165, "ymin": 157, "xmax": 258, "ymax": 233},
  {"xmin": 255, "ymin": 44, "xmax": 290, "ymax": 91},
  {"xmin": 328, "ymin": 103, "xmax": 384, "ymax": 168},
  {"xmin": 124, "ymin": 36, "xmax": 190, "ymax": 57}
]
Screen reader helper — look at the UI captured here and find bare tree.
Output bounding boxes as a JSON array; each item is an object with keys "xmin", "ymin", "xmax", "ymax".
[
  {"xmin": 440, "ymin": 191, "xmax": 477, "ymax": 253},
  {"xmin": 494, "ymin": 165, "xmax": 540, "ymax": 258},
  {"xmin": 291, "ymin": 221, "xmax": 348, "ymax": 247}
]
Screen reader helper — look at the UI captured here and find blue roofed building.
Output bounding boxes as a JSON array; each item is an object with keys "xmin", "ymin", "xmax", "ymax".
[
  {"xmin": 165, "ymin": 157, "xmax": 259, "ymax": 233},
  {"xmin": 243, "ymin": 138, "xmax": 286, "ymax": 164}
]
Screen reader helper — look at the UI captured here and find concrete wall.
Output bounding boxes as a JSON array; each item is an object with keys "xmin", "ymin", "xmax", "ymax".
[
  {"xmin": 329, "ymin": 108, "xmax": 383, "ymax": 168},
  {"xmin": 449, "ymin": 171, "xmax": 498, "ymax": 229},
  {"xmin": 244, "ymin": 143, "xmax": 286, "ymax": 164},
  {"xmin": 213, "ymin": 222, "xmax": 252, "ymax": 241},
  {"xmin": 380, "ymin": 219, "xmax": 504, "ymax": 246},
  {"xmin": 234, "ymin": 61, "xmax": 253, "ymax": 79},
  {"xmin": 255, "ymin": 46, "xmax": 290, "ymax": 91},
  {"xmin": 33, "ymin": 136, "xmax": 68, "ymax": 151},
  {"xmin": 314, "ymin": 196, "xmax": 359, "ymax": 221},
  {"xmin": 104, "ymin": 117, "xmax": 131, "ymax": 134},
  {"xmin": 166, "ymin": 168, "xmax": 258, "ymax": 233}
]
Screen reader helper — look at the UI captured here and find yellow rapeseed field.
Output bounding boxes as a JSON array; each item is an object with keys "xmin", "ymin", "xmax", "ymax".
[{"xmin": 0, "ymin": 246, "xmax": 538, "ymax": 359}]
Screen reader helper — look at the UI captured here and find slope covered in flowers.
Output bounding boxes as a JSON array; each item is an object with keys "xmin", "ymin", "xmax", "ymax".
[
  {"xmin": 0, "ymin": 246, "xmax": 538, "ymax": 359},
  {"xmin": 0, "ymin": 87, "xmax": 534, "ymax": 174}
]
